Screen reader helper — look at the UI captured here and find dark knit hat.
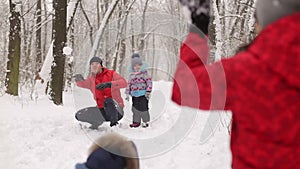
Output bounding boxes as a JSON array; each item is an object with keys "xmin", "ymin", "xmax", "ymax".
[
  {"xmin": 131, "ymin": 53, "xmax": 140, "ymax": 59},
  {"xmin": 85, "ymin": 148, "xmax": 126, "ymax": 169},
  {"xmin": 179, "ymin": 0, "xmax": 210, "ymax": 16},
  {"xmin": 75, "ymin": 148, "xmax": 126, "ymax": 169},
  {"xmin": 75, "ymin": 133, "xmax": 139, "ymax": 169},
  {"xmin": 256, "ymin": 0, "xmax": 300, "ymax": 28},
  {"xmin": 131, "ymin": 53, "xmax": 142, "ymax": 66},
  {"xmin": 179, "ymin": 0, "xmax": 210, "ymax": 35},
  {"xmin": 89, "ymin": 57, "xmax": 102, "ymax": 65}
]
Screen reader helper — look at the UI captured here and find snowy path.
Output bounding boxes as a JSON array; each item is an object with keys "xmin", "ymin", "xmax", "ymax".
[{"xmin": 0, "ymin": 81, "xmax": 231, "ymax": 169}]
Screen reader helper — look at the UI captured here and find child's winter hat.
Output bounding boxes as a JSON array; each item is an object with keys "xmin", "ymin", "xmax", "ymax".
[
  {"xmin": 256, "ymin": 0, "xmax": 300, "ymax": 28},
  {"xmin": 131, "ymin": 53, "xmax": 140, "ymax": 59},
  {"xmin": 131, "ymin": 53, "xmax": 143, "ymax": 66},
  {"xmin": 89, "ymin": 57, "xmax": 103, "ymax": 65}
]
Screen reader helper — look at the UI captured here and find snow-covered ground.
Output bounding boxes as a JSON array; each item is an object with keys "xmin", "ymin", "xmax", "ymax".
[{"xmin": 0, "ymin": 81, "xmax": 231, "ymax": 169}]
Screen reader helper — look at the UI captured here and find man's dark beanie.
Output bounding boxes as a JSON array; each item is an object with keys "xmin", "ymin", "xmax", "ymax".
[{"xmin": 89, "ymin": 57, "xmax": 102, "ymax": 65}]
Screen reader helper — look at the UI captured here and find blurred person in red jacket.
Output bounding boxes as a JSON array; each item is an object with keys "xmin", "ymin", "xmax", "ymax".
[
  {"xmin": 172, "ymin": 0, "xmax": 300, "ymax": 168},
  {"xmin": 74, "ymin": 57, "xmax": 127, "ymax": 129}
]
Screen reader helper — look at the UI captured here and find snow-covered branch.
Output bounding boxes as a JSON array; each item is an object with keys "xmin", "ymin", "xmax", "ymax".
[{"xmin": 89, "ymin": 0, "xmax": 120, "ymax": 58}]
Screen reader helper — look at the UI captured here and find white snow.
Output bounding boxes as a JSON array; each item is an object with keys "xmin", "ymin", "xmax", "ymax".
[
  {"xmin": 39, "ymin": 41, "xmax": 53, "ymax": 81},
  {"xmin": 0, "ymin": 81, "xmax": 231, "ymax": 169},
  {"xmin": 63, "ymin": 46, "xmax": 73, "ymax": 56}
]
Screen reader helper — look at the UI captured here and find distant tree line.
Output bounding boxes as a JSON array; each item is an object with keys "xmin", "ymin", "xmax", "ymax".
[{"xmin": 2, "ymin": 0, "xmax": 255, "ymax": 105}]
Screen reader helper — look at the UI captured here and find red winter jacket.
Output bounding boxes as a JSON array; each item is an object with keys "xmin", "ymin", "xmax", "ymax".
[
  {"xmin": 172, "ymin": 12, "xmax": 300, "ymax": 169},
  {"xmin": 76, "ymin": 68, "xmax": 127, "ymax": 108}
]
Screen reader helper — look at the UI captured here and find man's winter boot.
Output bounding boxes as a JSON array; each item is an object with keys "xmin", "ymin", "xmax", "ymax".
[
  {"xmin": 142, "ymin": 122, "xmax": 149, "ymax": 128},
  {"xmin": 110, "ymin": 121, "xmax": 119, "ymax": 127},
  {"xmin": 129, "ymin": 122, "xmax": 140, "ymax": 128}
]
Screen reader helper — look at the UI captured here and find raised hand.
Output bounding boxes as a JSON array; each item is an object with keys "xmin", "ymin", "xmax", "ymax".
[{"xmin": 74, "ymin": 74, "xmax": 84, "ymax": 82}]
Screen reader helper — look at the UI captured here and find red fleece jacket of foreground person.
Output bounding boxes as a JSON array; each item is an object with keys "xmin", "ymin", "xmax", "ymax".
[{"xmin": 172, "ymin": 12, "xmax": 300, "ymax": 169}]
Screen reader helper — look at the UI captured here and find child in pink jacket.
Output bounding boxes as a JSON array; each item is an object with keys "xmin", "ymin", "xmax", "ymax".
[{"xmin": 125, "ymin": 53, "xmax": 152, "ymax": 128}]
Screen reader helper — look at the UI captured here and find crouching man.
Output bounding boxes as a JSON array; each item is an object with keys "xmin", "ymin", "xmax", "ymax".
[{"xmin": 74, "ymin": 57, "xmax": 126, "ymax": 129}]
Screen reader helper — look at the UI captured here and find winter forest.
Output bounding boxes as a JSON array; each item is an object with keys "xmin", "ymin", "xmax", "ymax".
[
  {"xmin": 1, "ymin": 0, "xmax": 257, "ymax": 169},
  {"xmin": 2, "ymin": 0, "xmax": 256, "ymax": 103}
]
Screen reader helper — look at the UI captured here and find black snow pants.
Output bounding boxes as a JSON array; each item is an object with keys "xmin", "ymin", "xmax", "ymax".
[
  {"xmin": 75, "ymin": 98, "xmax": 124, "ymax": 127},
  {"xmin": 131, "ymin": 96, "xmax": 150, "ymax": 123}
]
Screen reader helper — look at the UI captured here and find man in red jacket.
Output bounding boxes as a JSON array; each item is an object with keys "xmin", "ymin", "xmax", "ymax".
[
  {"xmin": 74, "ymin": 57, "xmax": 127, "ymax": 128},
  {"xmin": 173, "ymin": 0, "xmax": 300, "ymax": 168}
]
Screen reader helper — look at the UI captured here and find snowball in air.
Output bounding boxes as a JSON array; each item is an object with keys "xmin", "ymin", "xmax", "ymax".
[{"xmin": 63, "ymin": 47, "xmax": 73, "ymax": 55}]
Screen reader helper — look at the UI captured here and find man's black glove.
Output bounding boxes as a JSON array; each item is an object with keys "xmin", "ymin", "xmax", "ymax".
[
  {"xmin": 96, "ymin": 82, "xmax": 112, "ymax": 90},
  {"xmin": 74, "ymin": 74, "xmax": 84, "ymax": 82}
]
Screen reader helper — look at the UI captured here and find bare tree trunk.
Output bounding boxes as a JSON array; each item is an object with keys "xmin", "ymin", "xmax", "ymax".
[
  {"xmin": 151, "ymin": 33, "xmax": 155, "ymax": 80},
  {"xmin": 20, "ymin": 3, "xmax": 30, "ymax": 78},
  {"xmin": 117, "ymin": 0, "xmax": 132, "ymax": 73},
  {"xmin": 43, "ymin": 0, "xmax": 48, "ymax": 62},
  {"xmin": 36, "ymin": 0, "xmax": 42, "ymax": 72},
  {"xmin": 65, "ymin": 0, "xmax": 79, "ymax": 91},
  {"xmin": 6, "ymin": 2, "xmax": 21, "ymax": 96},
  {"xmin": 57, "ymin": 0, "xmax": 78, "ymax": 92},
  {"xmin": 65, "ymin": 24, "xmax": 74, "ymax": 91},
  {"xmin": 118, "ymin": 39, "xmax": 126, "ymax": 73},
  {"xmin": 112, "ymin": 0, "xmax": 136, "ymax": 71},
  {"xmin": 50, "ymin": 0, "xmax": 67, "ymax": 105},
  {"xmin": 137, "ymin": 0, "xmax": 149, "ymax": 52},
  {"xmin": 220, "ymin": 0, "xmax": 255, "ymax": 57},
  {"xmin": 2, "ymin": 32, "xmax": 7, "ymax": 63},
  {"xmin": 209, "ymin": 0, "xmax": 222, "ymax": 61},
  {"xmin": 97, "ymin": 0, "xmax": 100, "ymax": 28},
  {"xmin": 112, "ymin": 4, "xmax": 123, "ymax": 71},
  {"xmin": 80, "ymin": 1, "xmax": 93, "ymax": 46},
  {"xmin": 89, "ymin": 0, "xmax": 120, "ymax": 59},
  {"xmin": 66, "ymin": 0, "xmax": 81, "ymax": 33},
  {"xmin": 164, "ymin": 0, "xmax": 181, "ymax": 81},
  {"xmin": 64, "ymin": 0, "xmax": 79, "ymax": 90},
  {"xmin": 130, "ymin": 14, "xmax": 135, "ymax": 53}
]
